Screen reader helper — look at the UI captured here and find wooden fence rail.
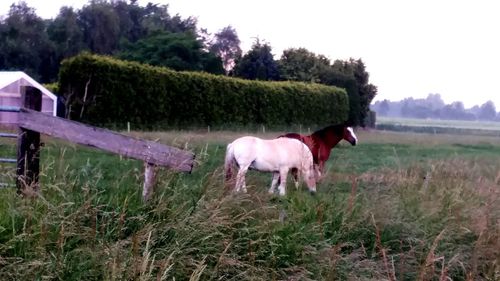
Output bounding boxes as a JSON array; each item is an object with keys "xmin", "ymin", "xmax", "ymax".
[{"xmin": 18, "ymin": 108, "xmax": 194, "ymax": 172}]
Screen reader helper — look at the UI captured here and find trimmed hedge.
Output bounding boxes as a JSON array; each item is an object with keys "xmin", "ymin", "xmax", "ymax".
[{"xmin": 58, "ymin": 53, "xmax": 348, "ymax": 129}]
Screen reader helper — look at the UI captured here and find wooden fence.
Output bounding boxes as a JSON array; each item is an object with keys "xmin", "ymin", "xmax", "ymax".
[{"xmin": 0, "ymin": 86, "xmax": 195, "ymax": 200}]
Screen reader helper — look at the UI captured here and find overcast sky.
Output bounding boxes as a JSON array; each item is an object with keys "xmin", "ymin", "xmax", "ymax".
[{"xmin": 2, "ymin": 0, "xmax": 499, "ymax": 108}]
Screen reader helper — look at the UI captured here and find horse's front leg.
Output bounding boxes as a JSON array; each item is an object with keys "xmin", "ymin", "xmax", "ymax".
[
  {"xmin": 277, "ymin": 168, "xmax": 289, "ymax": 196},
  {"xmin": 317, "ymin": 161, "xmax": 326, "ymax": 182},
  {"xmin": 269, "ymin": 172, "xmax": 280, "ymax": 194}
]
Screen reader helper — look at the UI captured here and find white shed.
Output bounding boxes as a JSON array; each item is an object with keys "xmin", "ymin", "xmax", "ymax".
[{"xmin": 0, "ymin": 71, "xmax": 57, "ymax": 126}]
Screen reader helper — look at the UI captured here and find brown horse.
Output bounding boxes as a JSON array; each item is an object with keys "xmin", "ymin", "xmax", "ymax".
[{"xmin": 279, "ymin": 124, "xmax": 358, "ymax": 186}]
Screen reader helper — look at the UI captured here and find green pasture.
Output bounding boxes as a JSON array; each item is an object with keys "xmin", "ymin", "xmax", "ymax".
[{"xmin": 0, "ymin": 130, "xmax": 498, "ymax": 280}]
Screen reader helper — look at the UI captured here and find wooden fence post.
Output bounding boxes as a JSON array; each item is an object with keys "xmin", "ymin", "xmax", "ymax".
[
  {"xmin": 17, "ymin": 86, "xmax": 42, "ymax": 195},
  {"xmin": 142, "ymin": 163, "xmax": 156, "ymax": 201}
]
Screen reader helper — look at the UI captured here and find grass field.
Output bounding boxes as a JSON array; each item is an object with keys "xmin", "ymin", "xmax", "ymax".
[{"xmin": 0, "ymin": 129, "xmax": 499, "ymax": 280}]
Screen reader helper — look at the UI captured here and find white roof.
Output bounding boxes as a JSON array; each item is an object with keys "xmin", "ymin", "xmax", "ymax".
[
  {"xmin": 0, "ymin": 71, "xmax": 57, "ymax": 101},
  {"xmin": 0, "ymin": 71, "xmax": 57, "ymax": 116}
]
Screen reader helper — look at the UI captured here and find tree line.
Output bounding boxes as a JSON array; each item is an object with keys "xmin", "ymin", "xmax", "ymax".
[
  {"xmin": 372, "ymin": 94, "xmax": 500, "ymax": 121},
  {"xmin": 0, "ymin": 0, "xmax": 377, "ymax": 126}
]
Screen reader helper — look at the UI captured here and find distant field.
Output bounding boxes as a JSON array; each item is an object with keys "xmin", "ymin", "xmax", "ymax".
[{"xmin": 376, "ymin": 116, "xmax": 500, "ymax": 136}]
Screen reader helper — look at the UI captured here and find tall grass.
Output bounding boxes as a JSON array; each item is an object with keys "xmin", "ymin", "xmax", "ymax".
[{"xmin": 0, "ymin": 131, "xmax": 498, "ymax": 280}]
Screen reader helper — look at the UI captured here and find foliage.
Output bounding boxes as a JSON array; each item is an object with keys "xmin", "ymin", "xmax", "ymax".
[
  {"xmin": 0, "ymin": 2, "xmax": 56, "ymax": 81},
  {"xmin": 43, "ymin": 82, "xmax": 59, "ymax": 94},
  {"xmin": 118, "ymin": 31, "xmax": 224, "ymax": 74},
  {"xmin": 278, "ymin": 48, "xmax": 330, "ymax": 82},
  {"xmin": 58, "ymin": 53, "xmax": 348, "ymax": 128},
  {"xmin": 277, "ymin": 49, "xmax": 377, "ymax": 127},
  {"xmin": 0, "ymin": 131, "xmax": 498, "ymax": 280},
  {"xmin": 138, "ymin": 2, "xmax": 197, "ymax": 35},
  {"xmin": 77, "ymin": 1, "xmax": 121, "ymax": 55},
  {"xmin": 47, "ymin": 7, "xmax": 85, "ymax": 62},
  {"xmin": 208, "ymin": 25, "xmax": 242, "ymax": 74},
  {"xmin": 329, "ymin": 59, "xmax": 377, "ymax": 127},
  {"xmin": 478, "ymin": 100, "xmax": 496, "ymax": 120},
  {"xmin": 232, "ymin": 39, "xmax": 280, "ymax": 80},
  {"xmin": 364, "ymin": 110, "xmax": 376, "ymax": 128},
  {"xmin": 0, "ymin": 0, "xmax": 215, "ymax": 83}
]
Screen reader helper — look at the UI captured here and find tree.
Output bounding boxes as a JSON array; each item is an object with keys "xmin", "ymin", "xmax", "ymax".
[
  {"xmin": 209, "ymin": 26, "xmax": 242, "ymax": 74},
  {"xmin": 478, "ymin": 100, "xmax": 496, "ymax": 120},
  {"xmin": 112, "ymin": 0, "xmax": 146, "ymax": 43},
  {"xmin": 0, "ymin": 1, "xmax": 56, "ymax": 82},
  {"xmin": 233, "ymin": 39, "xmax": 279, "ymax": 80},
  {"xmin": 377, "ymin": 100, "xmax": 390, "ymax": 116},
  {"xmin": 425, "ymin": 93, "xmax": 445, "ymax": 110},
  {"xmin": 47, "ymin": 7, "xmax": 85, "ymax": 60},
  {"xmin": 439, "ymin": 101, "xmax": 475, "ymax": 120},
  {"xmin": 351, "ymin": 59, "xmax": 377, "ymax": 125},
  {"xmin": 78, "ymin": 1, "xmax": 120, "ymax": 54},
  {"xmin": 278, "ymin": 48, "xmax": 330, "ymax": 82},
  {"xmin": 118, "ymin": 31, "xmax": 223, "ymax": 74},
  {"xmin": 140, "ymin": 3, "xmax": 197, "ymax": 35},
  {"xmin": 277, "ymin": 48, "xmax": 380, "ymax": 126},
  {"xmin": 0, "ymin": 0, "xmax": 222, "ymax": 82},
  {"xmin": 324, "ymin": 58, "xmax": 377, "ymax": 126}
]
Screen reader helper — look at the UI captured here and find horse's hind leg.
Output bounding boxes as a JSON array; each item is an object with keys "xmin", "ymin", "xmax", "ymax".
[
  {"xmin": 235, "ymin": 165, "xmax": 249, "ymax": 193},
  {"xmin": 269, "ymin": 172, "xmax": 280, "ymax": 194},
  {"xmin": 277, "ymin": 168, "xmax": 289, "ymax": 196}
]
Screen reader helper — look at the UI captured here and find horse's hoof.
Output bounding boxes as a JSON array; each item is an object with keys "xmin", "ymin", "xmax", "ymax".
[{"xmin": 309, "ymin": 190, "xmax": 317, "ymax": 196}]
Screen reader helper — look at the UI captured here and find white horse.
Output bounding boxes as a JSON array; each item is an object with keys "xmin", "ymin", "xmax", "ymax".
[{"xmin": 224, "ymin": 136, "xmax": 317, "ymax": 196}]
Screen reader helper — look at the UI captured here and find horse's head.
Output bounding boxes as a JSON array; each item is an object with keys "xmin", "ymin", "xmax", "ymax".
[
  {"xmin": 312, "ymin": 124, "xmax": 357, "ymax": 148},
  {"xmin": 292, "ymin": 142, "xmax": 317, "ymax": 194},
  {"xmin": 343, "ymin": 126, "xmax": 358, "ymax": 146},
  {"xmin": 304, "ymin": 165, "xmax": 317, "ymax": 194},
  {"xmin": 300, "ymin": 154, "xmax": 317, "ymax": 194},
  {"xmin": 310, "ymin": 164, "xmax": 326, "ymax": 185}
]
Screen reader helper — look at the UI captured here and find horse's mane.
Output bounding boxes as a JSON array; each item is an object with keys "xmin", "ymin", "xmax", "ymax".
[
  {"xmin": 279, "ymin": 132, "xmax": 319, "ymax": 154},
  {"xmin": 312, "ymin": 124, "xmax": 345, "ymax": 138},
  {"xmin": 278, "ymin": 132, "xmax": 304, "ymax": 141}
]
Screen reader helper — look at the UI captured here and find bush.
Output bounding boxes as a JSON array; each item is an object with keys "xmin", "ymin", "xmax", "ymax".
[
  {"xmin": 43, "ymin": 82, "xmax": 59, "ymax": 94},
  {"xmin": 58, "ymin": 53, "xmax": 348, "ymax": 129}
]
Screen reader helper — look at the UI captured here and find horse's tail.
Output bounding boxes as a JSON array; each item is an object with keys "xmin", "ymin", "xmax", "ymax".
[{"xmin": 224, "ymin": 142, "xmax": 235, "ymax": 182}]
